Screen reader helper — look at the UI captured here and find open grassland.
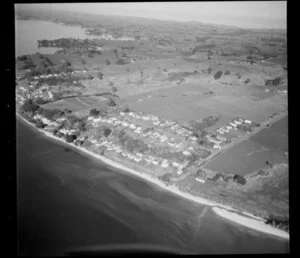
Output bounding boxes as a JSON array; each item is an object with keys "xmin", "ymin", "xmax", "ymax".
[
  {"xmin": 204, "ymin": 139, "xmax": 287, "ymax": 176},
  {"xmin": 42, "ymin": 95, "xmax": 108, "ymax": 111},
  {"xmin": 250, "ymin": 116, "xmax": 288, "ymax": 152}
]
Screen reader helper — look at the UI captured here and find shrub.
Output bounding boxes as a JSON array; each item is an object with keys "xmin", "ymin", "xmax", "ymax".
[
  {"xmin": 233, "ymin": 174, "xmax": 247, "ymax": 185},
  {"xmin": 97, "ymin": 72, "xmax": 103, "ymax": 80},
  {"xmin": 111, "ymin": 86, "xmax": 117, "ymax": 92},
  {"xmin": 123, "ymin": 107, "xmax": 130, "ymax": 113},
  {"xmin": 107, "ymin": 98, "xmax": 116, "ymax": 107},
  {"xmin": 195, "ymin": 169, "xmax": 206, "ymax": 179},
  {"xmin": 224, "ymin": 70, "xmax": 230, "ymax": 75},
  {"xmin": 105, "ymin": 59, "xmax": 111, "ymax": 65},
  {"xmin": 116, "ymin": 59, "xmax": 127, "ymax": 65},
  {"xmin": 89, "ymin": 108, "xmax": 100, "ymax": 117},
  {"xmin": 103, "ymin": 127, "xmax": 112, "ymax": 137},
  {"xmin": 161, "ymin": 173, "xmax": 172, "ymax": 184},
  {"xmin": 65, "ymin": 134, "xmax": 76, "ymax": 143},
  {"xmin": 213, "ymin": 71, "xmax": 223, "ymax": 80},
  {"xmin": 35, "ymin": 120, "xmax": 45, "ymax": 129}
]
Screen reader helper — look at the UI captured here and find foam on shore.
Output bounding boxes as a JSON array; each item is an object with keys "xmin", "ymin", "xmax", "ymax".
[
  {"xmin": 16, "ymin": 113, "xmax": 289, "ymax": 240},
  {"xmin": 212, "ymin": 207, "xmax": 289, "ymax": 240}
]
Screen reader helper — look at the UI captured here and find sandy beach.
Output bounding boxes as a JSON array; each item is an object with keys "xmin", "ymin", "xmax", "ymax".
[
  {"xmin": 16, "ymin": 113, "xmax": 289, "ymax": 240},
  {"xmin": 212, "ymin": 207, "xmax": 289, "ymax": 240}
]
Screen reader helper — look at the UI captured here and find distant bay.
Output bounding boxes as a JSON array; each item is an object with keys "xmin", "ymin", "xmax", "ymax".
[{"xmin": 15, "ymin": 19, "xmax": 98, "ymax": 57}]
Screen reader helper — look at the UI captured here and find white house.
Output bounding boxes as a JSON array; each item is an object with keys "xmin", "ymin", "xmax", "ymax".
[
  {"xmin": 245, "ymin": 120, "xmax": 251, "ymax": 124},
  {"xmin": 196, "ymin": 178, "xmax": 205, "ymax": 183},
  {"xmin": 183, "ymin": 150, "xmax": 191, "ymax": 156},
  {"xmin": 161, "ymin": 161, "xmax": 169, "ymax": 168},
  {"xmin": 177, "ymin": 170, "xmax": 183, "ymax": 175},
  {"xmin": 172, "ymin": 162, "xmax": 180, "ymax": 167}
]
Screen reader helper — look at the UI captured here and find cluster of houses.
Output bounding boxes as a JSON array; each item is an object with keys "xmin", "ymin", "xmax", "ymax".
[
  {"xmin": 16, "ymin": 86, "xmax": 31, "ymax": 105},
  {"xmin": 277, "ymin": 89, "xmax": 287, "ymax": 94},
  {"xmin": 32, "ymin": 86, "xmax": 54, "ymax": 101},
  {"xmin": 88, "ymin": 137, "xmax": 188, "ymax": 175},
  {"xmin": 32, "ymin": 70, "xmax": 88, "ymax": 80},
  {"xmin": 16, "ymin": 83, "xmax": 54, "ymax": 105},
  {"xmin": 33, "ymin": 114, "xmax": 60, "ymax": 129},
  {"xmin": 87, "ymin": 111, "xmax": 198, "ymax": 154},
  {"xmin": 216, "ymin": 118, "xmax": 253, "ymax": 134}
]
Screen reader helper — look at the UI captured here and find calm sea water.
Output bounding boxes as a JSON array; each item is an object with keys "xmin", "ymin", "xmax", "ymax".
[
  {"xmin": 17, "ymin": 118, "xmax": 289, "ymax": 256},
  {"xmin": 15, "ymin": 19, "xmax": 99, "ymax": 56}
]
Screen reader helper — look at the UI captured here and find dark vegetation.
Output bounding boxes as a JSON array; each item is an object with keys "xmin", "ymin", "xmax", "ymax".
[
  {"xmin": 265, "ymin": 77, "xmax": 281, "ymax": 86},
  {"xmin": 118, "ymin": 130, "xmax": 149, "ymax": 153},
  {"xmin": 213, "ymin": 71, "xmax": 223, "ymax": 80},
  {"xmin": 233, "ymin": 174, "xmax": 247, "ymax": 185},
  {"xmin": 20, "ymin": 99, "xmax": 39, "ymax": 114}
]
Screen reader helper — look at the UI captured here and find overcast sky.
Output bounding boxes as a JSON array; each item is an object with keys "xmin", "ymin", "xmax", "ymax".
[{"xmin": 16, "ymin": 1, "xmax": 287, "ymax": 29}]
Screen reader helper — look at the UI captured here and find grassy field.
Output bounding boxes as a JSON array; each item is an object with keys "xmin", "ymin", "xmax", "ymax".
[
  {"xmin": 250, "ymin": 116, "xmax": 288, "ymax": 152},
  {"xmin": 204, "ymin": 139, "xmax": 288, "ymax": 176},
  {"xmin": 42, "ymin": 95, "xmax": 108, "ymax": 111}
]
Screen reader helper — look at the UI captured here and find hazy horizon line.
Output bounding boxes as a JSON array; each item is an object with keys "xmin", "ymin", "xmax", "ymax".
[{"xmin": 15, "ymin": 3, "xmax": 287, "ymax": 31}]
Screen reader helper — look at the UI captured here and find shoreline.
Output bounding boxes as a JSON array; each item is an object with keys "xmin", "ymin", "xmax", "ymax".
[{"xmin": 16, "ymin": 113, "xmax": 289, "ymax": 241}]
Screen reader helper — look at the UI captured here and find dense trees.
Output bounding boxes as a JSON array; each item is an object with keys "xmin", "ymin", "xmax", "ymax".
[
  {"xmin": 265, "ymin": 216, "xmax": 289, "ymax": 232},
  {"xmin": 20, "ymin": 99, "xmax": 39, "ymax": 113},
  {"xmin": 35, "ymin": 120, "xmax": 45, "ymax": 129},
  {"xmin": 22, "ymin": 57, "xmax": 36, "ymax": 70},
  {"xmin": 65, "ymin": 134, "xmax": 76, "ymax": 143},
  {"xmin": 103, "ymin": 127, "xmax": 112, "ymax": 137},
  {"xmin": 118, "ymin": 131, "xmax": 149, "ymax": 153},
  {"xmin": 89, "ymin": 108, "xmax": 100, "ymax": 117}
]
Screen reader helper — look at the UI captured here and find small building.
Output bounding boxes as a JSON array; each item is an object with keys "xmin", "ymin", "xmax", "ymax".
[
  {"xmin": 183, "ymin": 150, "xmax": 191, "ymax": 156},
  {"xmin": 172, "ymin": 162, "xmax": 180, "ymax": 167},
  {"xmin": 229, "ymin": 122, "xmax": 237, "ymax": 128},
  {"xmin": 245, "ymin": 120, "xmax": 252, "ymax": 124},
  {"xmin": 195, "ymin": 178, "xmax": 205, "ymax": 183},
  {"xmin": 129, "ymin": 124, "xmax": 136, "ymax": 129}
]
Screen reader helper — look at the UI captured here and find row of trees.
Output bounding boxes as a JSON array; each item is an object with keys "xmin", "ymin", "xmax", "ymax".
[{"xmin": 265, "ymin": 216, "xmax": 289, "ymax": 232}]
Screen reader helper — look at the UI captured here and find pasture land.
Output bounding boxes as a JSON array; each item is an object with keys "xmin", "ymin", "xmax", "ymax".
[
  {"xmin": 204, "ymin": 139, "xmax": 288, "ymax": 176},
  {"xmin": 250, "ymin": 116, "xmax": 288, "ymax": 152},
  {"xmin": 42, "ymin": 95, "xmax": 108, "ymax": 111}
]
